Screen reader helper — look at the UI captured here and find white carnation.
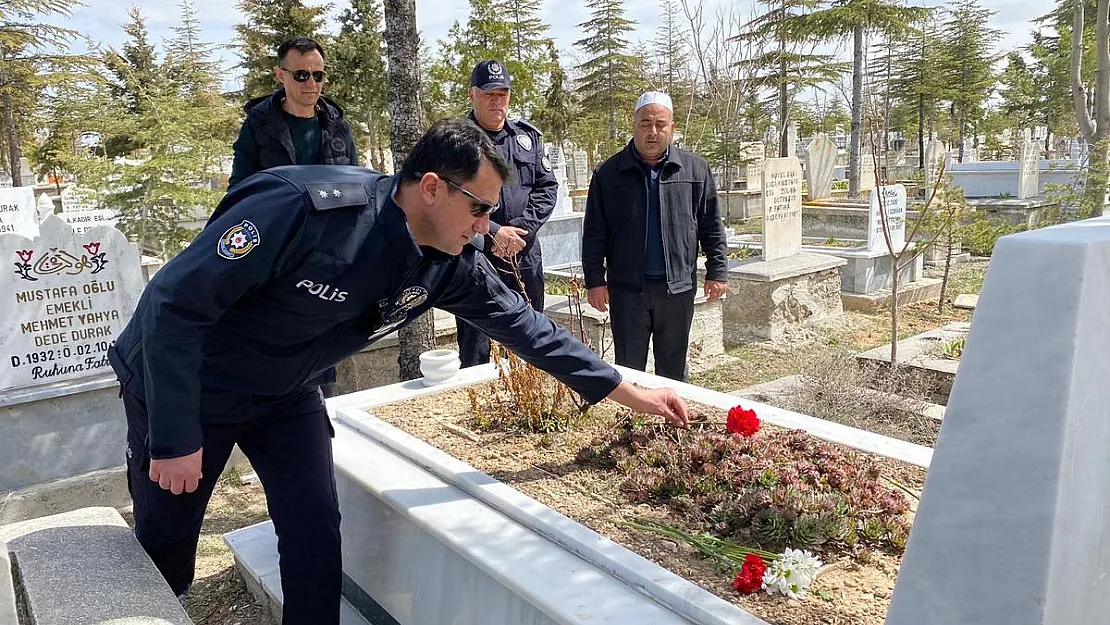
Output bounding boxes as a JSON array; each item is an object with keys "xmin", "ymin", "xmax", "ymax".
[{"xmin": 762, "ymin": 548, "xmax": 822, "ymax": 599}]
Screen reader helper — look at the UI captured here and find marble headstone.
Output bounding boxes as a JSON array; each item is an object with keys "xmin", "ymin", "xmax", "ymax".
[
  {"xmin": 803, "ymin": 134, "xmax": 837, "ymax": 200},
  {"xmin": 1018, "ymin": 139, "xmax": 1040, "ymax": 199},
  {"xmin": 0, "ymin": 172, "xmax": 12, "ymax": 188},
  {"xmin": 18, "ymin": 157, "xmax": 32, "ymax": 186},
  {"xmin": 572, "ymin": 150, "xmax": 589, "ymax": 189},
  {"xmin": 887, "ymin": 216, "xmax": 1110, "ymax": 625},
  {"xmin": 761, "ymin": 157, "xmax": 803, "ymax": 261},
  {"xmin": 35, "ymin": 193, "xmax": 54, "ymax": 223},
  {"xmin": 740, "ymin": 141, "xmax": 765, "ymax": 192},
  {"xmin": 785, "ymin": 122, "xmax": 798, "ymax": 158},
  {"xmin": 0, "ymin": 187, "xmax": 39, "ymax": 238},
  {"xmin": 60, "ymin": 186, "xmax": 98, "ymax": 213},
  {"xmin": 924, "ymin": 139, "xmax": 945, "ymax": 193},
  {"xmin": 867, "ymin": 184, "xmax": 906, "ymax": 252},
  {"xmin": 859, "ymin": 153, "xmax": 877, "ymax": 192},
  {"xmin": 0, "ymin": 215, "xmax": 144, "ymax": 391},
  {"xmin": 545, "ymin": 145, "xmax": 573, "ymax": 216}
]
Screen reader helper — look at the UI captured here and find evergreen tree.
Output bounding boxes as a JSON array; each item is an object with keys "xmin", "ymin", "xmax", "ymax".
[
  {"xmin": 809, "ymin": 0, "xmax": 928, "ymax": 195},
  {"xmin": 575, "ymin": 0, "xmax": 641, "ymax": 151},
  {"xmin": 887, "ymin": 13, "xmax": 945, "ymax": 169},
  {"xmin": 0, "ymin": 0, "xmax": 86, "ymax": 185},
  {"xmin": 72, "ymin": 6, "xmax": 238, "ymax": 257},
  {"xmin": 426, "ymin": 0, "xmax": 552, "ymax": 118},
  {"xmin": 330, "ymin": 0, "xmax": 389, "ymax": 169},
  {"xmin": 938, "ymin": 0, "xmax": 1002, "ymax": 163},
  {"xmin": 652, "ymin": 0, "xmax": 689, "ymax": 96},
  {"xmin": 531, "ymin": 41, "xmax": 574, "ymax": 144},
  {"xmin": 234, "ymin": 0, "xmax": 329, "ymax": 100},
  {"xmin": 736, "ymin": 0, "xmax": 846, "ymax": 157}
]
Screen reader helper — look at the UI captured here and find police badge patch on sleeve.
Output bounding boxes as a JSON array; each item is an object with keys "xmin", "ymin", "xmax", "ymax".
[
  {"xmin": 541, "ymin": 156, "xmax": 552, "ymax": 171},
  {"xmin": 217, "ymin": 220, "xmax": 261, "ymax": 260},
  {"xmin": 516, "ymin": 134, "xmax": 533, "ymax": 152}
]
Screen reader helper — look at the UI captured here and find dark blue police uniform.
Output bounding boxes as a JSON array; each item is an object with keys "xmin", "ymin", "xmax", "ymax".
[
  {"xmin": 456, "ymin": 114, "xmax": 558, "ymax": 367},
  {"xmin": 108, "ymin": 165, "xmax": 619, "ymax": 625}
]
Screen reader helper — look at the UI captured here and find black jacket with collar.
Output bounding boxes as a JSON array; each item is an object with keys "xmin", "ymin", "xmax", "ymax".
[
  {"xmin": 582, "ymin": 140, "xmax": 728, "ymax": 295},
  {"xmin": 227, "ymin": 89, "xmax": 357, "ymax": 188}
]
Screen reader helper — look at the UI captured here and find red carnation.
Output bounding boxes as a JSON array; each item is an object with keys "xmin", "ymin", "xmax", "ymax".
[
  {"xmin": 731, "ymin": 553, "xmax": 766, "ymax": 594},
  {"xmin": 727, "ymin": 405, "xmax": 760, "ymax": 437}
]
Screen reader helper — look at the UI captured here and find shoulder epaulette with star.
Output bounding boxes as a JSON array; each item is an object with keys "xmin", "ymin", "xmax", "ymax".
[
  {"xmin": 513, "ymin": 118, "xmax": 544, "ymax": 137},
  {"xmin": 305, "ymin": 182, "xmax": 369, "ymax": 211}
]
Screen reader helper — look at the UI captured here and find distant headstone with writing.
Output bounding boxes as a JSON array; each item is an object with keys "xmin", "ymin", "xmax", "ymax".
[
  {"xmin": 0, "ymin": 172, "xmax": 12, "ymax": 188},
  {"xmin": 18, "ymin": 158, "xmax": 32, "ymax": 186},
  {"xmin": 0, "ymin": 187, "xmax": 39, "ymax": 238},
  {"xmin": 0, "ymin": 215, "xmax": 143, "ymax": 391},
  {"xmin": 786, "ymin": 122, "xmax": 798, "ymax": 158},
  {"xmin": 804, "ymin": 134, "xmax": 837, "ymax": 200},
  {"xmin": 761, "ymin": 157, "xmax": 803, "ymax": 261},
  {"xmin": 859, "ymin": 153, "xmax": 877, "ymax": 192},
  {"xmin": 1018, "ymin": 139, "xmax": 1040, "ymax": 199},
  {"xmin": 739, "ymin": 141, "xmax": 765, "ymax": 192},
  {"xmin": 545, "ymin": 144, "xmax": 573, "ymax": 216},
  {"xmin": 60, "ymin": 186, "xmax": 99, "ymax": 213},
  {"xmin": 572, "ymin": 150, "xmax": 589, "ymax": 189},
  {"xmin": 867, "ymin": 184, "xmax": 907, "ymax": 252},
  {"xmin": 925, "ymin": 139, "xmax": 945, "ymax": 193}
]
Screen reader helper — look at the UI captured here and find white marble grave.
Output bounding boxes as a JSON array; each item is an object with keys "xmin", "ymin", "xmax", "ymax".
[
  {"xmin": 0, "ymin": 187, "xmax": 38, "ymax": 238},
  {"xmin": 0, "ymin": 215, "xmax": 143, "ymax": 392},
  {"xmin": 1018, "ymin": 139, "xmax": 1040, "ymax": 199},
  {"xmin": 740, "ymin": 141, "xmax": 765, "ymax": 192},
  {"xmin": 888, "ymin": 216, "xmax": 1110, "ymax": 625},
  {"xmin": 761, "ymin": 156, "xmax": 803, "ymax": 261},
  {"xmin": 867, "ymin": 184, "xmax": 907, "ymax": 252},
  {"xmin": 804, "ymin": 134, "xmax": 837, "ymax": 200},
  {"xmin": 572, "ymin": 150, "xmax": 589, "ymax": 189},
  {"xmin": 545, "ymin": 144, "xmax": 573, "ymax": 216},
  {"xmin": 924, "ymin": 139, "xmax": 945, "ymax": 193}
]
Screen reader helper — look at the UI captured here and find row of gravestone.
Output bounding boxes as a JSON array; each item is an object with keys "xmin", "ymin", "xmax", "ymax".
[{"xmin": 760, "ymin": 155, "xmax": 907, "ymax": 260}]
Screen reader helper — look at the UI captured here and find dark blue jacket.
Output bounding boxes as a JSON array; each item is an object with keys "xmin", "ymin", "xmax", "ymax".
[
  {"xmin": 109, "ymin": 166, "xmax": 621, "ymax": 459},
  {"xmin": 228, "ymin": 89, "xmax": 358, "ymax": 189},
  {"xmin": 472, "ymin": 115, "xmax": 558, "ymax": 269}
]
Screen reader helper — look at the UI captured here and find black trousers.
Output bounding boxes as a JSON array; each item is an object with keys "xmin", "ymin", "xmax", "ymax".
[
  {"xmin": 609, "ymin": 280, "xmax": 696, "ymax": 382},
  {"xmin": 457, "ymin": 261, "xmax": 546, "ymax": 367},
  {"xmin": 122, "ymin": 384, "xmax": 341, "ymax": 625}
]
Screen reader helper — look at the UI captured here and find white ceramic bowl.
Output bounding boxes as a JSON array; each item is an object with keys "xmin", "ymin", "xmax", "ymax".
[{"xmin": 419, "ymin": 349, "xmax": 461, "ymax": 387}]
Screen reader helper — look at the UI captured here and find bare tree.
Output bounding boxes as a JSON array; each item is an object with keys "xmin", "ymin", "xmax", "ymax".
[
  {"xmin": 1071, "ymin": 0, "xmax": 1110, "ymax": 216},
  {"xmin": 383, "ymin": 0, "xmax": 433, "ymax": 380}
]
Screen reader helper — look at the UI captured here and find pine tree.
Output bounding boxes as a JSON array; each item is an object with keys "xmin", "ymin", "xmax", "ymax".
[
  {"xmin": 938, "ymin": 0, "xmax": 1002, "ymax": 163},
  {"xmin": 809, "ymin": 0, "xmax": 929, "ymax": 195},
  {"xmin": 575, "ymin": 0, "xmax": 641, "ymax": 151},
  {"xmin": 234, "ymin": 0, "xmax": 328, "ymax": 100},
  {"xmin": 652, "ymin": 0, "xmax": 689, "ymax": 96},
  {"xmin": 531, "ymin": 42, "xmax": 574, "ymax": 144},
  {"xmin": 736, "ymin": 0, "xmax": 846, "ymax": 157},
  {"xmin": 426, "ymin": 0, "xmax": 552, "ymax": 118},
  {"xmin": 74, "ymin": 6, "xmax": 238, "ymax": 257},
  {"xmin": 887, "ymin": 13, "xmax": 945, "ymax": 169},
  {"xmin": 0, "ymin": 0, "xmax": 85, "ymax": 185},
  {"xmin": 330, "ymin": 0, "xmax": 389, "ymax": 169}
]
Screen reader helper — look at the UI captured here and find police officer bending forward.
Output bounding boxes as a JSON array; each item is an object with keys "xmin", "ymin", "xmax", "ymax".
[{"xmin": 108, "ymin": 118, "xmax": 690, "ymax": 625}]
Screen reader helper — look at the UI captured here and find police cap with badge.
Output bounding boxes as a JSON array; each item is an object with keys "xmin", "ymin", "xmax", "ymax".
[{"xmin": 471, "ymin": 59, "xmax": 512, "ymax": 92}]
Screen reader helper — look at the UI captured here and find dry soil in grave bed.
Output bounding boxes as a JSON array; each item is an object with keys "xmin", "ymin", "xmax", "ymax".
[{"xmin": 370, "ymin": 388, "xmax": 927, "ymax": 625}]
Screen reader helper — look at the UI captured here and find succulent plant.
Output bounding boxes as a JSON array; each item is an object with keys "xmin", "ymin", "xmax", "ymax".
[
  {"xmin": 790, "ymin": 513, "xmax": 826, "ymax": 549},
  {"xmin": 755, "ymin": 508, "xmax": 788, "ymax": 544}
]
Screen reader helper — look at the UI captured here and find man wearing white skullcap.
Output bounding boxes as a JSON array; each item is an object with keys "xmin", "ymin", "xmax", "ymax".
[{"xmin": 582, "ymin": 91, "xmax": 728, "ymax": 382}]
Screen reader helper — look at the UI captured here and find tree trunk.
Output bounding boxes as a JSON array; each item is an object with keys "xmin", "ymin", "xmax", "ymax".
[
  {"xmin": 384, "ymin": 0, "xmax": 434, "ymax": 381},
  {"xmin": 778, "ymin": 44, "xmax": 788, "ymax": 157},
  {"xmin": 917, "ymin": 94, "xmax": 925, "ymax": 171},
  {"xmin": 938, "ymin": 221, "xmax": 953, "ymax": 314},
  {"xmin": 0, "ymin": 78, "xmax": 21, "ymax": 187},
  {"xmin": 890, "ymin": 255, "xmax": 900, "ymax": 366},
  {"xmin": 848, "ymin": 24, "xmax": 863, "ymax": 197}
]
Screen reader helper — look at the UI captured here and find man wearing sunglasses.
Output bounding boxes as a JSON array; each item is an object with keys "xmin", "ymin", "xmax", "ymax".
[
  {"xmin": 109, "ymin": 118, "xmax": 690, "ymax": 625},
  {"xmin": 228, "ymin": 36, "xmax": 358, "ymax": 190},
  {"xmin": 456, "ymin": 59, "xmax": 559, "ymax": 369}
]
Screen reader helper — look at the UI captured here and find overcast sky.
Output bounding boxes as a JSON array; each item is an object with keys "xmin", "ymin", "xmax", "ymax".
[{"xmin": 72, "ymin": 0, "xmax": 1046, "ymax": 94}]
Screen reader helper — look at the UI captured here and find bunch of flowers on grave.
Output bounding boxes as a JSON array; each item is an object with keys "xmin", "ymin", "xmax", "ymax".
[
  {"xmin": 581, "ymin": 403, "xmax": 912, "ymax": 555},
  {"xmin": 623, "ymin": 517, "xmax": 824, "ymax": 599}
]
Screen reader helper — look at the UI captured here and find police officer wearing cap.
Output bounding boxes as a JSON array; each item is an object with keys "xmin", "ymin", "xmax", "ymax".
[
  {"xmin": 456, "ymin": 59, "xmax": 559, "ymax": 368},
  {"xmin": 108, "ymin": 118, "xmax": 690, "ymax": 625}
]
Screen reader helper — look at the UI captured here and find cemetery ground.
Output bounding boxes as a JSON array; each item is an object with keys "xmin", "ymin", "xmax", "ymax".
[{"xmin": 151, "ymin": 259, "xmax": 986, "ymax": 625}]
